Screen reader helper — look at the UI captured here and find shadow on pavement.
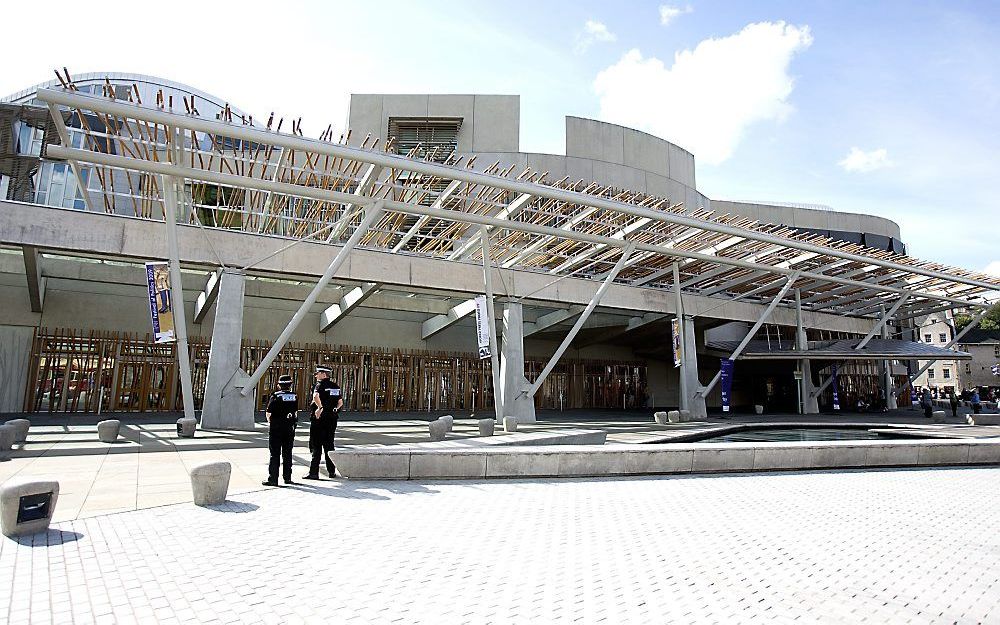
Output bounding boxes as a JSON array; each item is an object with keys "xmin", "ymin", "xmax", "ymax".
[
  {"xmin": 204, "ymin": 501, "xmax": 260, "ymax": 513},
  {"xmin": 12, "ymin": 529, "xmax": 84, "ymax": 546}
]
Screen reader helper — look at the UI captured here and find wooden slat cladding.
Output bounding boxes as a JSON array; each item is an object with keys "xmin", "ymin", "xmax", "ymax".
[{"xmin": 23, "ymin": 328, "xmax": 648, "ymax": 414}]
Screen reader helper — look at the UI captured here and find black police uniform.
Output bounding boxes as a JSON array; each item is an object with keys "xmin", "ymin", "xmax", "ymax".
[
  {"xmin": 266, "ymin": 388, "xmax": 298, "ymax": 483},
  {"xmin": 308, "ymin": 378, "xmax": 341, "ymax": 477}
]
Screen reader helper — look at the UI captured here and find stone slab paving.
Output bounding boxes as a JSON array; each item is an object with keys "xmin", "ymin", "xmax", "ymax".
[{"xmin": 1, "ymin": 467, "xmax": 998, "ymax": 624}]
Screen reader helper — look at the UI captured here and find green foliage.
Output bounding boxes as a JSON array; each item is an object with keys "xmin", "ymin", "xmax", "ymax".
[{"xmin": 955, "ymin": 303, "xmax": 1000, "ymax": 332}]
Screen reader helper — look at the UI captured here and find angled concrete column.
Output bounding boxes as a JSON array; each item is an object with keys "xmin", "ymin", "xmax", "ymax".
[
  {"xmin": 682, "ymin": 316, "xmax": 707, "ymax": 419},
  {"xmin": 500, "ymin": 302, "xmax": 536, "ymax": 423},
  {"xmin": 201, "ymin": 269, "xmax": 255, "ymax": 430},
  {"xmin": 796, "ymin": 292, "xmax": 819, "ymax": 414}
]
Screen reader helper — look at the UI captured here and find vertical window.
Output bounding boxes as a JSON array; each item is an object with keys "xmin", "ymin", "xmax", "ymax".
[
  {"xmin": 943, "ymin": 369, "xmax": 950, "ymax": 379},
  {"xmin": 924, "ymin": 334, "xmax": 932, "ymax": 342},
  {"xmin": 939, "ymin": 333, "xmax": 947, "ymax": 343},
  {"xmin": 928, "ymin": 369, "xmax": 935, "ymax": 379}
]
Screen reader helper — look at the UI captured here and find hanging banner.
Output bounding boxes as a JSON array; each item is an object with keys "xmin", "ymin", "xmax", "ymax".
[
  {"xmin": 720, "ymin": 358, "xmax": 734, "ymax": 412},
  {"xmin": 671, "ymin": 318, "xmax": 682, "ymax": 368},
  {"xmin": 145, "ymin": 262, "xmax": 176, "ymax": 344},
  {"xmin": 831, "ymin": 364, "xmax": 841, "ymax": 411},
  {"xmin": 474, "ymin": 295, "xmax": 491, "ymax": 360}
]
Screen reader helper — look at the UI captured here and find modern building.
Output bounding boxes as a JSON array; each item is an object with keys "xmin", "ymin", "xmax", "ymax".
[{"xmin": 0, "ymin": 72, "xmax": 995, "ymax": 423}]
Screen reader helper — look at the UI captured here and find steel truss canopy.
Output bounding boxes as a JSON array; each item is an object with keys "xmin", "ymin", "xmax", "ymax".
[
  {"xmin": 35, "ymin": 85, "xmax": 1000, "ymax": 319},
  {"xmin": 706, "ymin": 339, "xmax": 973, "ymax": 361}
]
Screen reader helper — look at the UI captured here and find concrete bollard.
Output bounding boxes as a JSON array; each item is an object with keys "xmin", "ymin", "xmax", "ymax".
[
  {"xmin": 667, "ymin": 410, "xmax": 681, "ymax": 423},
  {"xmin": 1, "ymin": 480, "xmax": 59, "ymax": 538},
  {"xmin": 503, "ymin": 416, "xmax": 518, "ymax": 432},
  {"xmin": 0, "ymin": 425, "xmax": 14, "ymax": 459},
  {"xmin": 190, "ymin": 462, "xmax": 231, "ymax": 506},
  {"xmin": 439, "ymin": 415, "xmax": 454, "ymax": 432},
  {"xmin": 478, "ymin": 419, "xmax": 495, "ymax": 436},
  {"xmin": 429, "ymin": 419, "xmax": 448, "ymax": 441},
  {"xmin": 653, "ymin": 411, "xmax": 669, "ymax": 425},
  {"xmin": 97, "ymin": 419, "xmax": 121, "ymax": 443},
  {"xmin": 679, "ymin": 410, "xmax": 692, "ymax": 422},
  {"xmin": 4, "ymin": 420, "xmax": 29, "ymax": 444},
  {"xmin": 176, "ymin": 418, "xmax": 197, "ymax": 438},
  {"xmin": 932, "ymin": 410, "xmax": 946, "ymax": 423}
]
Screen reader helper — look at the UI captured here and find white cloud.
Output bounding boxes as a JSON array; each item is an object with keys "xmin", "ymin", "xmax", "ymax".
[
  {"xmin": 659, "ymin": 4, "xmax": 693, "ymax": 26},
  {"xmin": 575, "ymin": 20, "xmax": 617, "ymax": 54},
  {"xmin": 593, "ymin": 21, "xmax": 812, "ymax": 165},
  {"xmin": 838, "ymin": 147, "xmax": 893, "ymax": 172},
  {"xmin": 983, "ymin": 261, "xmax": 1000, "ymax": 277}
]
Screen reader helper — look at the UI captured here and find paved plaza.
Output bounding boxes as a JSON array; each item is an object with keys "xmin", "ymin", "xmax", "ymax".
[{"xmin": 1, "ymin": 466, "xmax": 998, "ymax": 623}]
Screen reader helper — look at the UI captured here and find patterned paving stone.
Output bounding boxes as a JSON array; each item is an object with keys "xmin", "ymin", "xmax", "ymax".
[{"xmin": 0, "ymin": 468, "xmax": 999, "ymax": 623}]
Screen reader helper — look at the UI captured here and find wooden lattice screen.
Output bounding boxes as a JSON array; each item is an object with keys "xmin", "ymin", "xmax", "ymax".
[{"xmin": 23, "ymin": 328, "xmax": 648, "ymax": 414}]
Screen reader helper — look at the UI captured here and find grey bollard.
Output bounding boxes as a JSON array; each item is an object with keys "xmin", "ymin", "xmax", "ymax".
[
  {"xmin": 478, "ymin": 418, "xmax": 495, "ymax": 436},
  {"xmin": 439, "ymin": 415, "xmax": 454, "ymax": 432},
  {"xmin": 428, "ymin": 419, "xmax": 448, "ymax": 441},
  {"xmin": 97, "ymin": 419, "xmax": 121, "ymax": 443},
  {"xmin": 176, "ymin": 418, "xmax": 197, "ymax": 438},
  {"xmin": 932, "ymin": 410, "xmax": 946, "ymax": 423},
  {"xmin": 503, "ymin": 416, "xmax": 518, "ymax": 432},
  {"xmin": 679, "ymin": 410, "xmax": 692, "ymax": 422},
  {"xmin": 1, "ymin": 480, "xmax": 59, "ymax": 538},
  {"xmin": 0, "ymin": 425, "xmax": 14, "ymax": 459},
  {"xmin": 4, "ymin": 419, "xmax": 29, "ymax": 443},
  {"xmin": 190, "ymin": 462, "xmax": 231, "ymax": 506},
  {"xmin": 667, "ymin": 410, "xmax": 681, "ymax": 423},
  {"xmin": 653, "ymin": 411, "xmax": 669, "ymax": 425}
]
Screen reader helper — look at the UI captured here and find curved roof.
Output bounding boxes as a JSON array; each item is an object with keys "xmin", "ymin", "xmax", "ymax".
[{"xmin": 2, "ymin": 72, "xmax": 247, "ymax": 116}]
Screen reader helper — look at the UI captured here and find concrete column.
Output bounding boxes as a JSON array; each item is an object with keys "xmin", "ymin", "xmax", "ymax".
[
  {"xmin": 201, "ymin": 269, "xmax": 255, "ymax": 430},
  {"xmin": 882, "ymin": 318, "xmax": 897, "ymax": 410},
  {"xmin": 795, "ymin": 304, "xmax": 819, "ymax": 414},
  {"xmin": 682, "ymin": 316, "xmax": 707, "ymax": 419},
  {"xmin": 500, "ymin": 301, "xmax": 536, "ymax": 423}
]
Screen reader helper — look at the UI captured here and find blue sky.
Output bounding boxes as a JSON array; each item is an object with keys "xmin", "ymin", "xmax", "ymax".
[{"xmin": 4, "ymin": 0, "xmax": 998, "ymax": 274}]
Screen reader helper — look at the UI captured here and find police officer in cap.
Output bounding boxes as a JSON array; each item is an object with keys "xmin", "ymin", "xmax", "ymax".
[
  {"xmin": 263, "ymin": 374, "xmax": 299, "ymax": 486},
  {"xmin": 304, "ymin": 364, "xmax": 342, "ymax": 479}
]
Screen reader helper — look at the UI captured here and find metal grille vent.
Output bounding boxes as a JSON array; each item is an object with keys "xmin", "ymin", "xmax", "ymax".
[{"xmin": 388, "ymin": 117, "xmax": 462, "ymax": 163}]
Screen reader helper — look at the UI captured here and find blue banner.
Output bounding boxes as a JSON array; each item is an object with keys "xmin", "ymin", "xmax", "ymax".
[
  {"xmin": 831, "ymin": 364, "xmax": 840, "ymax": 410},
  {"xmin": 720, "ymin": 358, "xmax": 734, "ymax": 413}
]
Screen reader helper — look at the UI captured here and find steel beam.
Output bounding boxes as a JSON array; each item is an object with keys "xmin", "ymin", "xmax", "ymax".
[
  {"xmin": 45, "ymin": 144, "xmax": 990, "ymax": 310},
  {"xmin": 481, "ymin": 227, "xmax": 503, "ymax": 420},
  {"xmin": 448, "ymin": 192, "xmax": 532, "ymax": 260},
  {"xmin": 241, "ymin": 201, "xmax": 384, "ymax": 396},
  {"xmin": 22, "ymin": 245, "xmax": 46, "ymax": 313},
  {"xmin": 524, "ymin": 306, "xmax": 585, "ymax": 337},
  {"xmin": 193, "ymin": 269, "xmax": 221, "ymax": 323},
  {"xmin": 701, "ymin": 272, "xmax": 800, "ymax": 396},
  {"xmin": 528, "ymin": 244, "xmax": 636, "ymax": 395},
  {"xmin": 319, "ymin": 282, "xmax": 380, "ymax": 332},
  {"xmin": 421, "ymin": 298, "xmax": 477, "ymax": 340},
  {"xmin": 855, "ymin": 293, "xmax": 910, "ymax": 350}
]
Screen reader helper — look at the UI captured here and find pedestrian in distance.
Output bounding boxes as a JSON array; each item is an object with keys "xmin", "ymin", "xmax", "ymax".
[
  {"xmin": 921, "ymin": 388, "xmax": 933, "ymax": 419},
  {"xmin": 304, "ymin": 364, "xmax": 343, "ymax": 480},
  {"xmin": 972, "ymin": 388, "xmax": 982, "ymax": 414},
  {"xmin": 263, "ymin": 374, "xmax": 299, "ymax": 487},
  {"xmin": 949, "ymin": 391, "xmax": 959, "ymax": 418}
]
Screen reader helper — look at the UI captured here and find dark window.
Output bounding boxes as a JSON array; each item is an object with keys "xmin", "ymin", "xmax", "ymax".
[{"xmin": 388, "ymin": 117, "xmax": 462, "ymax": 163}]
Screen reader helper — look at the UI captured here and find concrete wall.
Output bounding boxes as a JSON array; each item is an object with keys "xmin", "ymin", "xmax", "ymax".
[
  {"xmin": 711, "ymin": 200, "xmax": 902, "ymax": 245},
  {"xmin": 347, "ymin": 94, "xmax": 519, "ymax": 153},
  {"xmin": 0, "ymin": 325, "xmax": 33, "ymax": 412},
  {"xmin": 955, "ymin": 342, "xmax": 1000, "ymax": 389}
]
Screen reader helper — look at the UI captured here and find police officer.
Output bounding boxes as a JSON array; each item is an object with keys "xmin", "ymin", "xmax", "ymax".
[
  {"xmin": 304, "ymin": 364, "xmax": 342, "ymax": 479},
  {"xmin": 263, "ymin": 374, "xmax": 299, "ymax": 486}
]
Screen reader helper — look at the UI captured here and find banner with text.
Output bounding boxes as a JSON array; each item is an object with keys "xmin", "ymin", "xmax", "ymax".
[
  {"xmin": 145, "ymin": 262, "xmax": 176, "ymax": 344},
  {"xmin": 474, "ymin": 295, "xmax": 491, "ymax": 360},
  {"xmin": 671, "ymin": 318, "xmax": 682, "ymax": 368},
  {"xmin": 831, "ymin": 364, "xmax": 841, "ymax": 410},
  {"xmin": 720, "ymin": 358, "xmax": 734, "ymax": 412}
]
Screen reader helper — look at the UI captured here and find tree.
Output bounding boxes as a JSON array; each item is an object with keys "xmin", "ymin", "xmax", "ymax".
[{"xmin": 955, "ymin": 303, "xmax": 1000, "ymax": 333}]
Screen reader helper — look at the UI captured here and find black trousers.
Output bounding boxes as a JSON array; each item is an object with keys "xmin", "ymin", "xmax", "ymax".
[
  {"xmin": 268, "ymin": 423, "xmax": 296, "ymax": 482},
  {"xmin": 308, "ymin": 416, "xmax": 338, "ymax": 477},
  {"xmin": 951, "ymin": 404, "xmax": 958, "ymax": 417},
  {"xmin": 923, "ymin": 404, "xmax": 933, "ymax": 419}
]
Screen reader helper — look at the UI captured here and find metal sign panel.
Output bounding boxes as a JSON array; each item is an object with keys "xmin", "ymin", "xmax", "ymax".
[
  {"xmin": 720, "ymin": 358, "xmax": 734, "ymax": 412},
  {"xmin": 474, "ymin": 295, "xmax": 490, "ymax": 360},
  {"xmin": 145, "ymin": 262, "xmax": 176, "ymax": 344}
]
